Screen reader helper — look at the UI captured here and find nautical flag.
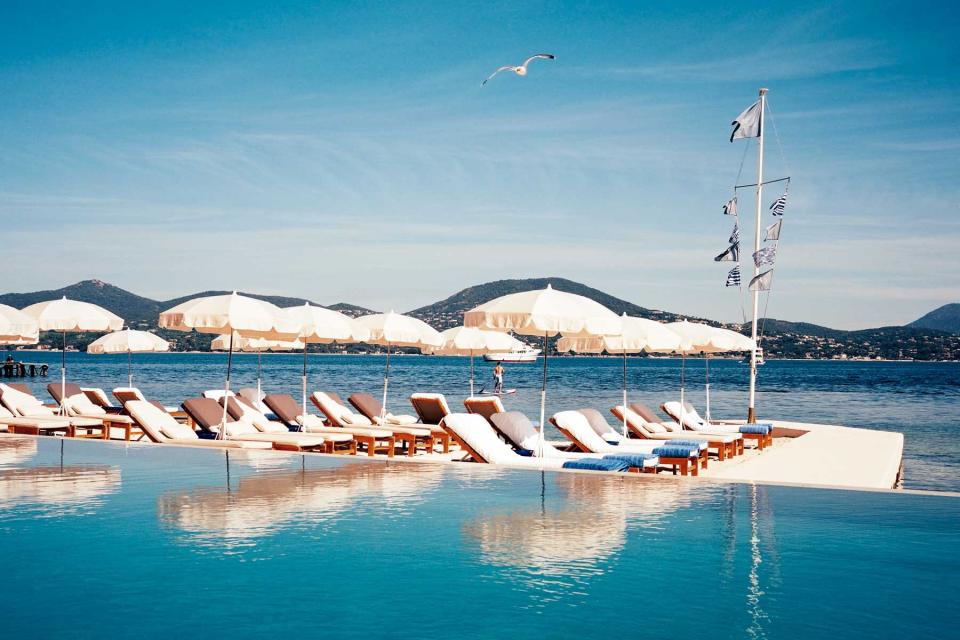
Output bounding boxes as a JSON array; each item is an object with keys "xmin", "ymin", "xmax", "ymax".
[
  {"xmin": 765, "ymin": 219, "xmax": 782, "ymax": 241},
  {"xmin": 749, "ymin": 270, "xmax": 773, "ymax": 291},
  {"xmin": 725, "ymin": 266, "xmax": 741, "ymax": 287},
  {"xmin": 723, "ymin": 197, "xmax": 738, "ymax": 216},
  {"xmin": 714, "ymin": 242, "xmax": 739, "ymax": 262},
  {"xmin": 770, "ymin": 192, "xmax": 787, "ymax": 216},
  {"xmin": 729, "ymin": 223, "xmax": 740, "ymax": 244},
  {"xmin": 753, "ymin": 246, "xmax": 777, "ymax": 267},
  {"xmin": 730, "ymin": 100, "xmax": 761, "ymax": 142}
]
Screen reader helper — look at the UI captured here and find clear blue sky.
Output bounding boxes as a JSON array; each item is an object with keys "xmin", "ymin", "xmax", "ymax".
[{"xmin": 1, "ymin": 1, "xmax": 957, "ymax": 328}]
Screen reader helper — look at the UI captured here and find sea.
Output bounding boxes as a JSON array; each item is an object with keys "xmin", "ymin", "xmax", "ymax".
[{"xmin": 5, "ymin": 351, "xmax": 958, "ymax": 492}]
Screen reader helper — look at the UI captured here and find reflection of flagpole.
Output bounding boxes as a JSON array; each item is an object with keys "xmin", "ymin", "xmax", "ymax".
[{"xmin": 747, "ymin": 483, "xmax": 768, "ymax": 637}]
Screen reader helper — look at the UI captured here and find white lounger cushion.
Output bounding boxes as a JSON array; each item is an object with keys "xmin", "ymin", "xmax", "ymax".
[
  {"xmin": 553, "ymin": 411, "xmax": 660, "ymax": 455},
  {"xmin": 162, "ymin": 421, "xmax": 198, "ymax": 440},
  {"xmin": 0, "ymin": 384, "xmax": 52, "ymax": 416},
  {"xmin": 64, "ymin": 392, "xmax": 107, "ymax": 416},
  {"xmin": 443, "ymin": 413, "xmax": 565, "ymax": 468},
  {"xmin": 224, "ymin": 399, "xmax": 289, "ymax": 433},
  {"xmin": 313, "ymin": 392, "xmax": 373, "ymax": 426},
  {"xmin": 663, "ymin": 401, "xmax": 745, "ymax": 436}
]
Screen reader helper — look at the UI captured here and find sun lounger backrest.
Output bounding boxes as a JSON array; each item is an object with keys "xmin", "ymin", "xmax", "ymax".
[
  {"xmin": 488, "ymin": 411, "xmax": 539, "ymax": 450},
  {"xmin": 577, "ymin": 408, "xmax": 622, "ymax": 441},
  {"xmin": 0, "ymin": 383, "xmax": 54, "ymax": 417},
  {"xmin": 612, "ymin": 405, "xmax": 666, "ymax": 437},
  {"xmin": 552, "ymin": 411, "xmax": 613, "ymax": 454},
  {"xmin": 262, "ymin": 394, "xmax": 300, "ymax": 425},
  {"xmin": 202, "ymin": 389, "xmax": 235, "ymax": 401},
  {"xmin": 220, "ymin": 396, "xmax": 276, "ymax": 431},
  {"xmin": 126, "ymin": 400, "xmax": 198, "ymax": 442},
  {"xmin": 409, "ymin": 393, "xmax": 450, "ymax": 424},
  {"xmin": 237, "ymin": 387, "xmax": 273, "ymax": 414},
  {"xmin": 50, "ymin": 382, "xmax": 107, "ymax": 416},
  {"xmin": 312, "ymin": 392, "xmax": 372, "ymax": 427},
  {"xmin": 463, "ymin": 397, "xmax": 505, "ymax": 423},
  {"xmin": 348, "ymin": 393, "xmax": 383, "ymax": 421},
  {"xmin": 630, "ymin": 403, "xmax": 666, "ymax": 425},
  {"xmin": 82, "ymin": 387, "xmax": 114, "ymax": 410},
  {"xmin": 182, "ymin": 397, "xmax": 237, "ymax": 433},
  {"xmin": 113, "ymin": 387, "xmax": 147, "ymax": 405},
  {"xmin": 442, "ymin": 413, "xmax": 519, "ymax": 464}
]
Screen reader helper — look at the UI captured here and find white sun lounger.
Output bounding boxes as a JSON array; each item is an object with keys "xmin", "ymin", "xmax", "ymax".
[{"xmin": 125, "ymin": 400, "xmax": 272, "ymax": 449}]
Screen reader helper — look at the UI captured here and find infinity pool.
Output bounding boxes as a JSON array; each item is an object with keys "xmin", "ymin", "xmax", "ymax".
[{"xmin": 1, "ymin": 435, "xmax": 957, "ymax": 639}]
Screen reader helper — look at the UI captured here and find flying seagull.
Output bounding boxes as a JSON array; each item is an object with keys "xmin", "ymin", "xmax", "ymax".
[{"xmin": 482, "ymin": 53, "xmax": 555, "ymax": 86}]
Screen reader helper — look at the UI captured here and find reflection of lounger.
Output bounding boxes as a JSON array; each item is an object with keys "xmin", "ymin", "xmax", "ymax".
[
  {"xmin": 661, "ymin": 401, "xmax": 771, "ymax": 450},
  {"xmin": 552, "ymin": 410, "xmax": 703, "ymax": 476},
  {"xmin": 351, "ymin": 392, "xmax": 450, "ymax": 453},
  {"xmin": 489, "ymin": 411, "xmax": 659, "ymax": 472},
  {"xmin": 441, "ymin": 414, "xmax": 631, "ymax": 472},
  {"xmin": 263, "ymin": 393, "xmax": 396, "ymax": 458},
  {"xmin": 611, "ymin": 404, "xmax": 742, "ymax": 460},
  {"xmin": 181, "ymin": 397, "xmax": 332, "ymax": 452},
  {"xmin": 125, "ymin": 400, "xmax": 271, "ymax": 450},
  {"xmin": 220, "ymin": 396, "xmax": 356, "ymax": 455}
]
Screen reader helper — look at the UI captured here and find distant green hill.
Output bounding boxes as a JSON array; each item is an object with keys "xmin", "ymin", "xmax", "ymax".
[{"xmin": 908, "ymin": 303, "xmax": 960, "ymax": 334}]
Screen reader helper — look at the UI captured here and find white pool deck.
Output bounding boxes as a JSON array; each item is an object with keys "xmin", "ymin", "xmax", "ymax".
[{"xmin": 0, "ymin": 418, "xmax": 905, "ymax": 492}]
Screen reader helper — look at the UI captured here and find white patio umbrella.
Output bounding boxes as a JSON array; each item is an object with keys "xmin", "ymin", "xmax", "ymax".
[
  {"xmin": 87, "ymin": 329, "xmax": 170, "ymax": 387},
  {"xmin": 21, "ymin": 297, "xmax": 124, "ymax": 413},
  {"xmin": 159, "ymin": 292, "xmax": 298, "ymax": 439},
  {"xmin": 425, "ymin": 326, "xmax": 525, "ymax": 397},
  {"xmin": 211, "ymin": 332, "xmax": 304, "ymax": 402},
  {"xmin": 0, "ymin": 304, "xmax": 39, "ymax": 343},
  {"xmin": 665, "ymin": 321, "xmax": 754, "ymax": 424},
  {"xmin": 281, "ymin": 303, "xmax": 370, "ymax": 424},
  {"xmin": 354, "ymin": 311, "xmax": 442, "ymax": 421},
  {"xmin": 558, "ymin": 315, "xmax": 681, "ymax": 437},
  {"xmin": 464, "ymin": 285, "xmax": 622, "ymax": 456},
  {"xmin": 697, "ymin": 327, "xmax": 755, "ymax": 421}
]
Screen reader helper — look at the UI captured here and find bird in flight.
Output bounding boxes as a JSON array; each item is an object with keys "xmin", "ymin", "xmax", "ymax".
[{"xmin": 482, "ymin": 53, "xmax": 555, "ymax": 86}]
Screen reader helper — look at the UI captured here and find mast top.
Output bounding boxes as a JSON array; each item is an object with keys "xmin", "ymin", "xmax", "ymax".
[{"xmin": 759, "ymin": 87, "xmax": 769, "ymax": 96}]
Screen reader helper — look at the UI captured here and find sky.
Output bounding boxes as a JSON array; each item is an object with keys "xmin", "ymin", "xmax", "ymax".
[{"xmin": 1, "ymin": 0, "xmax": 957, "ymax": 329}]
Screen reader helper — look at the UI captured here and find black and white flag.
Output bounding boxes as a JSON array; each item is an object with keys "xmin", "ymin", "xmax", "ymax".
[
  {"xmin": 749, "ymin": 270, "xmax": 773, "ymax": 291},
  {"xmin": 730, "ymin": 100, "xmax": 761, "ymax": 142},
  {"xmin": 725, "ymin": 266, "xmax": 741, "ymax": 287},
  {"xmin": 770, "ymin": 192, "xmax": 787, "ymax": 216},
  {"xmin": 729, "ymin": 223, "xmax": 740, "ymax": 244},
  {"xmin": 753, "ymin": 246, "xmax": 776, "ymax": 267},
  {"xmin": 722, "ymin": 197, "xmax": 738, "ymax": 216},
  {"xmin": 765, "ymin": 219, "xmax": 782, "ymax": 241},
  {"xmin": 714, "ymin": 242, "xmax": 739, "ymax": 262}
]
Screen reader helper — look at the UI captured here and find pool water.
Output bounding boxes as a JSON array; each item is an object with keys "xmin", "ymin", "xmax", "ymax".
[{"xmin": 1, "ymin": 435, "xmax": 957, "ymax": 639}]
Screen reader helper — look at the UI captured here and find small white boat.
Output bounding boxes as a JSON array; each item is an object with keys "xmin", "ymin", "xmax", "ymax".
[{"xmin": 483, "ymin": 345, "xmax": 540, "ymax": 363}]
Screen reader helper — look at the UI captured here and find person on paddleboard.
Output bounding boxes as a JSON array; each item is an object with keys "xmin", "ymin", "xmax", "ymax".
[{"xmin": 493, "ymin": 363, "xmax": 504, "ymax": 394}]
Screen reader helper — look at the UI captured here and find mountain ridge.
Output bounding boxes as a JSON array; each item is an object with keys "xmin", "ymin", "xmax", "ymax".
[{"xmin": 907, "ymin": 303, "xmax": 960, "ymax": 334}]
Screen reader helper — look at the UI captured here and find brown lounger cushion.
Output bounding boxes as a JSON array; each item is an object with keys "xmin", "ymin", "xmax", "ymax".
[
  {"xmin": 348, "ymin": 393, "xmax": 383, "ymax": 421},
  {"xmin": 181, "ymin": 397, "xmax": 236, "ymax": 433}
]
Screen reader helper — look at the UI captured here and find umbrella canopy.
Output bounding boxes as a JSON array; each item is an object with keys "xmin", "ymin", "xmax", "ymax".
[
  {"xmin": 0, "ymin": 304, "xmax": 39, "ymax": 343},
  {"xmin": 558, "ymin": 316, "xmax": 682, "ymax": 438},
  {"xmin": 425, "ymin": 326, "xmax": 526, "ymax": 396},
  {"xmin": 282, "ymin": 303, "xmax": 371, "ymax": 422},
  {"xmin": 464, "ymin": 285, "xmax": 621, "ymax": 458},
  {"xmin": 664, "ymin": 321, "xmax": 755, "ymax": 423},
  {"xmin": 463, "ymin": 284, "xmax": 621, "ymax": 337},
  {"xmin": 355, "ymin": 311, "xmax": 442, "ymax": 420},
  {"xmin": 87, "ymin": 329, "xmax": 170, "ymax": 387},
  {"xmin": 159, "ymin": 292, "xmax": 298, "ymax": 339},
  {"xmin": 159, "ymin": 292, "xmax": 298, "ymax": 438},
  {"xmin": 210, "ymin": 333, "xmax": 304, "ymax": 352},
  {"xmin": 22, "ymin": 297, "xmax": 124, "ymax": 413}
]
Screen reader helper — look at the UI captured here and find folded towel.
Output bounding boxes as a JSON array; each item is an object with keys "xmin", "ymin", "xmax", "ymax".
[
  {"xmin": 602, "ymin": 453, "xmax": 658, "ymax": 468},
  {"xmin": 739, "ymin": 424, "xmax": 772, "ymax": 435},
  {"xmin": 666, "ymin": 439, "xmax": 707, "ymax": 450},
  {"xmin": 515, "ymin": 448, "xmax": 534, "ymax": 457},
  {"xmin": 651, "ymin": 445, "xmax": 698, "ymax": 458},
  {"xmin": 562, "ymin": 458, "xmax": 631, "ymax": 472}
]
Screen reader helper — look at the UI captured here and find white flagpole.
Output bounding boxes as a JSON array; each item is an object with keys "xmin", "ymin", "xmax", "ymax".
[{"xmin": 748, "ymin": 88, "xmax": 767, "ymax": 424}]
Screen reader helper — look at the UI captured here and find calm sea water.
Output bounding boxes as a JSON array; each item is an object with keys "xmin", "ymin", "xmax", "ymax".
[
  {"xmin": 7, "ymin": 351, "xmax": 960, "ymax": 492},
  {"xmin": 0, "ymin": 436, "xmax": 957, "ymax": 639}
]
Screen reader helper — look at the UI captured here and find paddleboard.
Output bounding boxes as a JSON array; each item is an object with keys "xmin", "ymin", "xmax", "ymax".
[{"xmin": 477, "ymin": 388, "xmax": 517, "ymax": 396}]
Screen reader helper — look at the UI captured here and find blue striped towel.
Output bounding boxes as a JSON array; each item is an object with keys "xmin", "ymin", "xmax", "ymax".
[
  {"xmin": 602, "ymin": 453, "xmax": 658, "ymax": 468},
  {"xmin": 652, "ymin": 445, "xmax": 698, "ymax": 458},
  {"xmin": 563, "ymin": 458, "xmax": 631, "ymax": 472},
  {"xmin": 739, "ymin": 424, "xmax": 772, "ymax": 435}
]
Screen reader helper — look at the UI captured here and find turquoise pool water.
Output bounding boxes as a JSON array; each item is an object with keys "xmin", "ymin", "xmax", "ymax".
[{"xmin": 1, "ymin": 435, "xmax": 957, "ymax": 638}]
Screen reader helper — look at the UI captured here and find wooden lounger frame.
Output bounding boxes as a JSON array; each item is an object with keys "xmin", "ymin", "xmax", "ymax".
[
  {"xmin": 658, "ymin": 403, "xmax": 770, "ymax": 451},
  {"xmin": 612, "ymin": 405, "xmax": 736, "ymax": 460},
  {"xmin": 548, "ymin": 417, "xmax": 685, "ymax": 476}
]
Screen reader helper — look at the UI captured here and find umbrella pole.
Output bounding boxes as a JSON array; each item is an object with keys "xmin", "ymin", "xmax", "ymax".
[
  {"xmin": 257, "ymin": 349, "xmax": 262, "ymax": 403},
  {"xmin": 301, "ymin": 342, "xmax": 308, "ymax": 431},
  {"xmin": 622, "ymin": 350, "xmax": 628, "ymax": 439},
  {"xmin": 381, "ymin": 344, "xmax": 392, "ymax": 423},
  {"xmin": 539, "ymin": 333, "xmax": 547, "ymax": 461},
  {"xmin": 705, "ymin": 354, "xmax": 711, "ymax": 423},
  {"xmin": 128, "ymin": 350, "xmax": 133, "ymax": 388},
  {"xmin": 469, "ymin": 351, "xmax": 475, "ymax": 398},
  {"xmin": 219, "ymin": 332, "xmax": 234, "ymax": 440},
  {"xmin": 60, "ymin": 331, "xmax": 66, "ymax": 416}
]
